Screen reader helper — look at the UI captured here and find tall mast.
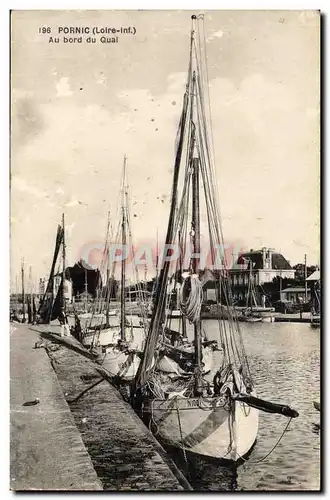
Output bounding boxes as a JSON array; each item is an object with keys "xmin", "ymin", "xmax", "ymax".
[
  {"xmin": 104, "ymin": 211, "xmax": 111, "ymax": 323},
  {"xmin": 84, "ymin": 268, "xmax": 88, "ymax": 312},
  {"xmin": 178, "ymin": 229, "xmax": 187, "ymax": 338},
  {"xmin": 15, "ymin": 275, "xmax": 18, "ymax": 314},
  {"xmin": 192, "ymin": 155, "xmax": 202, "ymax": 393},
  {"xmin": 120, "ymin": 156, "xmax": 127, "ymax": 341},
  {"xmin": 62, "ymin": 213, "xmax": 66, "ymax": 316},
  {"xmin": 249, "ymin": 262, "xmax": 253, "ymax": 312},
  {"xmin": 188, "ymin": 63, "xmax": 203, "ymax": 392},
  {"xmin": 21, "ymin": 259, "xmax": 26, "ymax": 323},
  {"xmin": 155, "ymin": 228, "xmax": 159, "ymax": 280},
  {"xmin": 304, "ymin": 253, "xmax": 308, "ymax": 303},
  {"xmin": 28, "ymin": 266, "xmax": 33, "ymax": 323}
]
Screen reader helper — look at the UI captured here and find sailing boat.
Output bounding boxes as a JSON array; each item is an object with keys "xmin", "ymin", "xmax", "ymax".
[
  {"xmin": 12, "ymin": 262, "xmax": 26, "ymax": 323},
  {"xmin": 131, "ymin": 15, "xmax": 298, "ymax": 462},
  {"xmin": 27, "ymin": 266, "xmax": 37, "ymax": 324},
  {"xmin": 37, "ymin": 214, "xmax": 70, "ymax": 336},
  {"xmin": 19, "ymin": 259, "xmax": 27, "ymax": 323},
  {"xmin": 239, "ymin": 261, "xmax": 274, "ymax": 323},
  {"xmin": 80, "ymin": 157, "xmax": 148, "ymax": 381}
]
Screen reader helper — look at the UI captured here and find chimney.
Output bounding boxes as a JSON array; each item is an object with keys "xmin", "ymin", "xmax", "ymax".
[{"xmin": 262, "ymin": 247, "xmax": 267, "ymax": 269}]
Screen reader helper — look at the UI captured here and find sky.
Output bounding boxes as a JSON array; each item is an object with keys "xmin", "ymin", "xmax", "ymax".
[{"xmin": 10, "ymin": 10, "xmax": 320, "ymax": 288}]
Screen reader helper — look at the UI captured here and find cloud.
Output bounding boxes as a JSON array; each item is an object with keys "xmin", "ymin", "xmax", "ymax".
[
  {"xmin": 206, "ymin": 29, "xmax": 225, "ymax": 43},
  {"xmin": 11, "ymin": 95, "xmax": 44, "ymax": 148},
  {"xmin": 12, "ymin": 176, "xmax": 53, "ymax": 204},
  {"xmin": 11, "ymin": 68, "xmax": 319, "ymax": 279}
]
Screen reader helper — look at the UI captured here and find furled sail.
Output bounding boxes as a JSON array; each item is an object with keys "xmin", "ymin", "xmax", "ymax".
[
  {"xmin": 134, "ymin": 90, "xmax": 190, "ymax": 390},
  {"xmin": 38, "ymin": 224, "xmax": 64, "ymax": 323}
]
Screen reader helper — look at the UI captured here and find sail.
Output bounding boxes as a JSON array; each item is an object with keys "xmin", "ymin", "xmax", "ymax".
[
  {"xmin": 51, "ymin": 276, "xmax": 64, "ymax": 321},
  {"xmin": 38, "ymin": 224, "xmax": 64, "ymax": 323},
  {"xmin": 134, "ymin": 90, "xmax": 190, "ymax": 390}
]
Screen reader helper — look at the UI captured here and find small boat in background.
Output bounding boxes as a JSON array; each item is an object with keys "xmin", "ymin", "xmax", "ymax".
[
  {"xmin": 238, "ymin": 262, "xmax": 275, "ymax": 323},
  {"xmin": 313, "ymin": 401, "xmax": 320, "ymax": 412},
  {"xmin": 244, "ymin": 316, "xmax": 263, "ymax": 323},
  {"xmin": 78, "ymin": 156, "xmax": 148, "ymax": 382},
  {"xmin": 310, "ymin": 314, "xmax": 320, "ymax": 328},
  {"xmin": 310, "ymin": 276, "xmax": 321, "ymax": 328}
]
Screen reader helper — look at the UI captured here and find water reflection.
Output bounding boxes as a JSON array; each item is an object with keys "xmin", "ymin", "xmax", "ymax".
[{"xmin": 167, "ymin": 320, "xmax": 320, "ymax": 491}]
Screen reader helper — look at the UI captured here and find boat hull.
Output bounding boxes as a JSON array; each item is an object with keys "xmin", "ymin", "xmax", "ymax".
[
  {"xmin": 240, "ymin": 316, "xmax": 262, "ymax": 323},
  {"xmin": 310, "ymin": 315, "xmax": 321, "ymax": 328},
  {"xmin": 141, "ymin": 395, "xmax": 258, "ymax": 461},
  {"xmin": 82, "ymin": 327, "xmax": 120, "ymax": 347},
  {"xmin": 261, "ymin": 315, "xmax": 275, "ymax": 323},
  {"xmin": 101, "ymin": 349, "xmax": 141, "ymax": 381}
]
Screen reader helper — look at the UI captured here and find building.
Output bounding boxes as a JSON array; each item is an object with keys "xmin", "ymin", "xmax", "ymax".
[
  {"xmin": 306, "ymin": 270, "xmax": 320, "ymax": 283},
  {"xmin": 280, "ymin": 287, "xmax": 311, "ymax": 303},
  {"xmin": 229, "ymin": 247, "xmax": 295, "ymax": 304},
  {"xmin": 39, "ymin": 274, "xmax": 73, "ymax": 303}
]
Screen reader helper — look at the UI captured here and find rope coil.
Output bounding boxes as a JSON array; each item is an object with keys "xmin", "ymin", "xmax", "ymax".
[{"xmin": 180, "ymin": 274, "xmax": 203, "ymax": 323}]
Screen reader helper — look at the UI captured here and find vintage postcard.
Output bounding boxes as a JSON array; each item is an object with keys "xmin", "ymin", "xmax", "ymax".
[{"xmin": 10, "ymin": 10, "xmax": 320, "ymax": 491}]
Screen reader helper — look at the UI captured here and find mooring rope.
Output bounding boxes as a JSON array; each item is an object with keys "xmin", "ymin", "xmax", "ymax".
[{"xmin": 236, "ymin": 417, "xmax": 293, "ymax": 465}]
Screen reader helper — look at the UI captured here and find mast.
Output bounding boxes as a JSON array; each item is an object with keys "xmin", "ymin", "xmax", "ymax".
[
  {"xmin": 62, "ymin": 213, "xmax": 66, "ymax": 316},
  {"xmin": 120, "ymin": 156, "xmax": 127, "ymax": 341},
  {"xmin": 155, "ymin": 228, "xmax": 159, "ymax": 280},
  {"xmin": 21, "ymin": 259, "xmax": 26, "ymax": 323},
  {"xmin": 304, "ymin": 253, "xmax": 308, "ymax": 303},
  {"xmin": 15, "ymin": 275, "xmax": 18, "ymax": 315},
  {"xmin": 28, "ymin": 266, "xmax": 33, "ymax": 323},
  {"xmin": 84, "ymin": 268, "xmax": 88, "ymax": 312},
  {"xmin": 192, "ymin": 156, "xmax": 202, "ymax": 393},
  {"xmin": 105, "ymin": 267, "xmax": 110, "ymax": 325},
  {"xmin": 104, "ymin": 211, "xmax": 111, "ymax": 323},
  {"xmin": 120, "ymin": 205, "xmax": 126, "ymax": 340},
  {"xmin": 178, "ymin": 230, "xmax": 187, "ymax": 338},
  {"xmin": 249, "ymin": 262, "xmax": 253, "ymax": 312}
]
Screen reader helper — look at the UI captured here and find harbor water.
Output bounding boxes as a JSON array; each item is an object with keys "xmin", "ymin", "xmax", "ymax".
[
  {"xmin": 169, "ymin": 320, "xmax": 321, "ymax": 491},
  {"xmin": 67, "ymin": 315, "xmax": 320, "ymax": 490}
]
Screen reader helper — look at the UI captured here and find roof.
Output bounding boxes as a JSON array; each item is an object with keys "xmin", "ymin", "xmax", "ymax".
[
  {"xmin": 236, "ymin": 250, "xmax": 292, "ymax": 270},
  {"xmin": 306, "ymin": 270, "xmax": 320, "ymax": 282}
]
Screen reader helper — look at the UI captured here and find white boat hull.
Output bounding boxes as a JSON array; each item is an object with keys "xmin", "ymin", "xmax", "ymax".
[
  {"xmin": 310, "ymin": 314, "xmax": 320, "ymax": 328},
  {"xmin": 261, "ymin": 315, "xmax": 275, "ymax": 323},
  {"xmin": 83, "ymin": 327, "xmax": 120, "ymax": 347},
  {"xmin": 101, "ymin": 349, "xmax": 141, "ymax": 381},
  {"xmin": 244, "ymin": 317, "xmax": 262, "ymax": 323},
  {"xmin": 142, "ymin": 395, "xmax": 258, "ymax": 461}
]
